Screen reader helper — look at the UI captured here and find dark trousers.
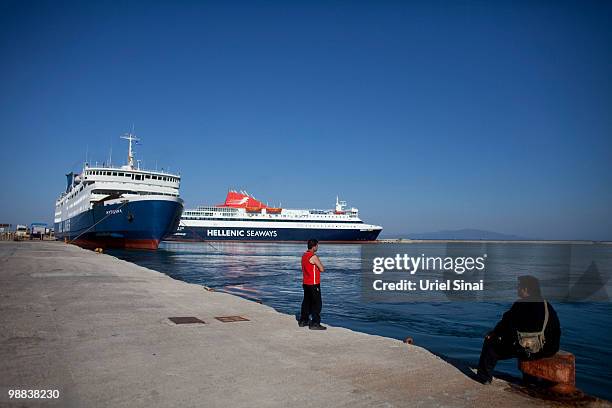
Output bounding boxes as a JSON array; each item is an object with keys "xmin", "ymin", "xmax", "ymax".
[
  {"xmin": 477, "ymin": 336, "xmax": 519, "ymax": 380},
  {"xmin": 300, "ymin": 284, "xmax": 322, "ymax": 325},
  {"xmin": 478, "ymin": 335, "xmax": 556, "ymax": 380}
]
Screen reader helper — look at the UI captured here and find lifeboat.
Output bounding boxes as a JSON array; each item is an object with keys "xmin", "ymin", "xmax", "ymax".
[
  {"xmin": 266, "ymin": 208, "xmax": 282, "ymax": 214},
  {"xmin": 334, "ymin": 210, "xmax": 345, "ymax": 214},
  {"xmin": 246, "ymin": 207, "xmax": 262, "ymax": 213}
]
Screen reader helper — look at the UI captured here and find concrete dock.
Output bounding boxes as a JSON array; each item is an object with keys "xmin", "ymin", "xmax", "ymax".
[{"xmin": 0, "ymin": 241, "xmax": 608, "ymax": 407}]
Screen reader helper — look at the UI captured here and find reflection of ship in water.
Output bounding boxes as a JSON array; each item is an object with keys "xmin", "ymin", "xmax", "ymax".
[
  {"xmin": 220, "ymin": 284, "xmax": 266, "ymax": 303},
  {"xmin": 167, "ymin": 190, "xmax": 382, "ymax": 242}
]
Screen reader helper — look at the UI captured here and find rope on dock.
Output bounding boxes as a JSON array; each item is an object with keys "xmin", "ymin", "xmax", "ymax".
[
  {"xmin": 178, "ymin": 220, "xmax": 220, "ymax": 251},
  {"xmin": 68, "ymin": 200, "xmax": 130, "ymax": 245}
]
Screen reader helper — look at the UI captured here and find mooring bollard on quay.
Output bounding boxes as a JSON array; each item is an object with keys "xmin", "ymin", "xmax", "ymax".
[{"xmin": 519, "ymin": 350, "xmax": 577, "ymax": 395}]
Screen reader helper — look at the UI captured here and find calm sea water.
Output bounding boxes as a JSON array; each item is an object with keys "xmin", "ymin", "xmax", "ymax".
[{"xmin": 108, "ymin": 242, "xmax": 612, "ymax": 400}]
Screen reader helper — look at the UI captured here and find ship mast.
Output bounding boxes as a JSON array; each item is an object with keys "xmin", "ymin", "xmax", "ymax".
[{"xmin": 120, "ymin": 132, "xmax": 140, "ymax": 169}]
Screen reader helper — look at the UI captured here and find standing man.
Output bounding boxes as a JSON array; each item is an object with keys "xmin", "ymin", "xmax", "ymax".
[{"xmin": 299, "ymin": 239, "xmax": 327, "ymax": 330}]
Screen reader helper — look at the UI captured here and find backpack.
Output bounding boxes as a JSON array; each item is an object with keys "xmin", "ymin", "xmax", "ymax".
[{"xmin": 516, "ymin": 301, "xmax": 549, "ymax": 355}]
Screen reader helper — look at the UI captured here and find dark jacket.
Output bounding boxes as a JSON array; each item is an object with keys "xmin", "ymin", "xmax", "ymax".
[{"xmin": 493, "ymin": 298, "xmax": 561, "ymax": 357}]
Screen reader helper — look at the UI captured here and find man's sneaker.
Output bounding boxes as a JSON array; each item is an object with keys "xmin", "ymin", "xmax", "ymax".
[
  {"xmin": 298, "ymin": 320, "xmax": 309, "ymax": 327},
  {"xmin": 309, "ymin": 323, "xmax": 327, "ymax": 330},
  {"xmin": 475, "ymin": 370, "xmax": 492, "ymax": 385}
]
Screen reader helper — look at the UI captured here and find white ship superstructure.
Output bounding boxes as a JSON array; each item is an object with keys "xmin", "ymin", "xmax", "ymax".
[
  {"xmin": 168, "ymin": 191, "xmax": 382, "ymax": 242},
  {"xmin": 54, "ymin": 133, "xmax": 184, "ymax": 249}
]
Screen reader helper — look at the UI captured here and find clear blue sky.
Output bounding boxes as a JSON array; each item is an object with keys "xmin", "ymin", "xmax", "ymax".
[{"xmin": 1, "ymin": 1, "xmax": 610, "ymax": 240}]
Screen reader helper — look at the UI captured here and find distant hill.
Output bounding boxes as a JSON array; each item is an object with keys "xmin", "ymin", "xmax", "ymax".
[{"xmin": 384, "ymin": 229, "xmax": 528, "ymax": 240}]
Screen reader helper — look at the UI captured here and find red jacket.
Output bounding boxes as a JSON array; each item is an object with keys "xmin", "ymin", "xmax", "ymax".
[{"xmin": 301, "ymin": 251, "xmax": 320, "ymax": 285}]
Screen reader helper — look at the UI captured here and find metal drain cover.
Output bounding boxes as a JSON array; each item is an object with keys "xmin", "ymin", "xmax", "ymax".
[
  {"xmin": 169, "ymin": 317, "xmax": 205, "ymax": 324},
  {"xmin": 215, "ymin": 316, "xmax": 250, "ymax": 323}
]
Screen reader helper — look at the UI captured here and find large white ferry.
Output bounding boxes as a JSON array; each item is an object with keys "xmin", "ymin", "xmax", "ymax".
[
  {"xmin": 54, "ymin": 133, "xmax": 183, "ymax": 249},
  {"xmin": 167, "ymin": 191, "xmax": 382, "ymax": 242}
]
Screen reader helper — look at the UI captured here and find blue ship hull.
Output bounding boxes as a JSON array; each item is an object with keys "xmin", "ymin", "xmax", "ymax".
[
  {"xmin": 166, "ymin": 225, "xmax": 381, "ymax": 242},
  {"xmin": 55, "ymin": 199, "xmax": 183, "ymax": 249}
]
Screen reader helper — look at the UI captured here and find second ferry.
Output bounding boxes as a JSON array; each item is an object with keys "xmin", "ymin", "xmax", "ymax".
[
  {"xmin": 167, "ymin": 191, "xmax": 382, "ymax": 242},
  {"xmin": 54, "ymin": 133, "xmax": 183, "ymax": 249}
]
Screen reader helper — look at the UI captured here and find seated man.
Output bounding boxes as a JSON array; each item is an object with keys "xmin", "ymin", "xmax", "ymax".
[{"xmin": 476, "ymin": 275, "xmax": 561, "ymax": 384}]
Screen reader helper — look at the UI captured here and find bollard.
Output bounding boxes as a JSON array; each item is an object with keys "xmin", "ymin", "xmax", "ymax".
[
  {"xmin": 403, "ymin": 337, "xmax": 414, "ymax": 345},
  {"xmin": 518, "ymin": 351, "xmax": 576, "ymax": 395}
]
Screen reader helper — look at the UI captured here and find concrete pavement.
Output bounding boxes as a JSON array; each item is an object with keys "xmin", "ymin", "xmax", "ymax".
[{"xmin": 0, "ymin": 241, "xmax": 608, "ymax": 407}]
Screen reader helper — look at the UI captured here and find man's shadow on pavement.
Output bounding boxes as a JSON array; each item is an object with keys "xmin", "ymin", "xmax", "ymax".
[{"xmin": 430, "ymin": 350, "xmax": 522, "ymax": 385}]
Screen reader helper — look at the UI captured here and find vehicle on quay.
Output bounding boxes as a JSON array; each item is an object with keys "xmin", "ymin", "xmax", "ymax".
[
  {"xmin": 30, "ymin": 223, "xmax": 47, "ymax": 240},
  {"xmin": 166, "ymin": 191, "xmax": 382, "ymax": 242},
  {"xmin": 15, "ymin": 225, "xmax": 28, "ymax": 241},
  {"xmin": 54, "ymin": 133, "xmax": 183, "ymax": 249}
]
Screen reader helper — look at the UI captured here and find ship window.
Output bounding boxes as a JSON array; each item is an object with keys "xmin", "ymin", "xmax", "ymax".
[
  {"xmin": 112, "ymin": 172, "xmax": 117, "ymax": 176},
  {"xmin": 135, "ymin": 175, "xmax": 142, "ymax": 180},
  {"xmin": 145, "ymin": 175, "xmax": 150, "ymax": 179},
  {"xmin": 125, "ymin": 173, "xmax": 130, "ymax": 177}
]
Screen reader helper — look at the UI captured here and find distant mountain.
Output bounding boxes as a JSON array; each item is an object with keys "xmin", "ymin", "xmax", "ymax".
[{"xmin": 384, "ymin": 229, "xmax": 528, "ymax": 240}]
